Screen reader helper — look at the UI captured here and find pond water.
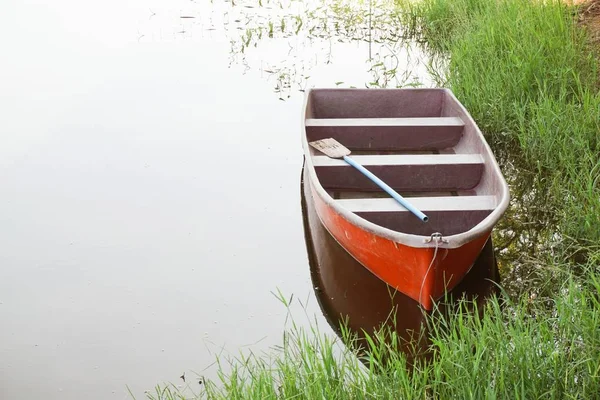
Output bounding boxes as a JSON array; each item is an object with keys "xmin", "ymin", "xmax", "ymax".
[{"xmin": 0, "ymin": 0, "xmax": 507, "ymax": 399}]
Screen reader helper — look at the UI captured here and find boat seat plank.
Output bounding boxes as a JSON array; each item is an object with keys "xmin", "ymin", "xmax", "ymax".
[
  {"xmin": 305, "ymin": 117, "xmax": 465, "ymax": 151},
  {"xmin": 337, "ymin": 196, "xmax": 496, "ymax": 236},
  {"xmin": 312, "ymin": 154, "xmax": 482, "ymax": 167},
  {"xmin": 313, "ymin": 154, "xmax": 484, "ymax": 192},
  {"xmin": 336, "ymin": 195, "xmax": 496, "ymax": 213},
  {"xmin": 305, "ymin": 117, "xmax": 464, "ymax": 127}
]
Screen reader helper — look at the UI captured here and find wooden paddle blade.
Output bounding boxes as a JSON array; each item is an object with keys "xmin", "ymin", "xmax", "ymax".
[{"xmin": 309, "ymin": 138, "xmax": 351, "ymax": 159}]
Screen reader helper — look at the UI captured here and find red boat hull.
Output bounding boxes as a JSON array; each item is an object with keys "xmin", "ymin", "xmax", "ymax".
[{"xmin": 311, "ymin": 182, "xmax": 491, "ymax": 310}]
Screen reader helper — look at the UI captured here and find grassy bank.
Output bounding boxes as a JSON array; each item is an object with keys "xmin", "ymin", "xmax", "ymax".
[
  {"xmin": 146, "ymin": 268, "xmax": 600, "ymax": 399},
  {"xmin": 143, "ymin": 1, "xmax": 600, "ymax": 398},
  {"xmin": 397, "ymin": 0, "xmax": 600, "ymax": 250}
]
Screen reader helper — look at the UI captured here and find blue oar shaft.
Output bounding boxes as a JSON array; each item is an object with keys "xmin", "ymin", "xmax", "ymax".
[{"xmin": 342, "ymin": 155, "xmax": 429, "ymax": 222}]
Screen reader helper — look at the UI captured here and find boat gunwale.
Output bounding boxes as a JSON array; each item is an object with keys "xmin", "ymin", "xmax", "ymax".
[{"xmin": 300, "ymin": 87, "xmax": 510, "ymax": 249}]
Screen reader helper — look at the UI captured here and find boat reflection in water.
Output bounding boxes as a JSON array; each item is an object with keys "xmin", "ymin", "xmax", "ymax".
[{"xmin": 300, "ymin": 162, "xmax": 501, "ymax": 364}]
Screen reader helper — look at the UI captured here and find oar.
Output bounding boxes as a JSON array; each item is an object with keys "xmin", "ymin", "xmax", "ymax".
[{"xmin": 309, "ymin": 138, "xmax": 429, "ymax": 222}]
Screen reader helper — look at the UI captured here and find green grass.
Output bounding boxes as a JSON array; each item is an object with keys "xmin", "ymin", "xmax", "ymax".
[
  {"xmin": 396, "ymin": 0, "xmax": 600, "ymax": 249},
  {"xmin": 144, "ymin": 265, "xmax": 600, "ymax": 399}
]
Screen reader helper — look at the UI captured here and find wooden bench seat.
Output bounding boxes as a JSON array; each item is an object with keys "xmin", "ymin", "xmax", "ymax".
[{"xmin": 336, "ymin": 195, "xmax": 496, "ymax": 236}]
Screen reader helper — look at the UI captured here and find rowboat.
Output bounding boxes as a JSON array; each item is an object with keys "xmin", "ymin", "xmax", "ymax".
[
  {"xmin": 300, "ymin": 88, "xmax": 509, "ymax": 310},
  {"xmin": 300, "ymin": 159, "xmax": 500, "ymax": 363}
]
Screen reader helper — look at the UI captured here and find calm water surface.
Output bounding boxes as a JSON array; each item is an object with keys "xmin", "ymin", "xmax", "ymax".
[{"xmin": 0, "ymin": 0, "xmax": 436, "ymax": 398}]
